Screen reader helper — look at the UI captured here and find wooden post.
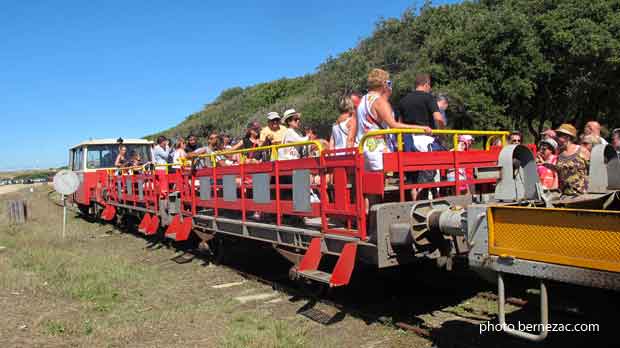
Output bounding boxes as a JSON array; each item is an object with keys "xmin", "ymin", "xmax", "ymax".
[{"xmin": 7, "ymin": 199, "xmax": 27, "ymax": 224}]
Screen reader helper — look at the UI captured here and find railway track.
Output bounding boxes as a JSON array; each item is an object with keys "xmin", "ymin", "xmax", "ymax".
[{"xmin": 47, "ymin": 191, "xmax": 614, "ymax": 347}]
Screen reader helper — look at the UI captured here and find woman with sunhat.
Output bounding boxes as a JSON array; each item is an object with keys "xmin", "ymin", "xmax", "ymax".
[
  {"xmin": 554, "ymin": 123, "xmax": 588, "ymax": 196},
  {"xmin": 279, "ymin": 108, "xmax": 308, "ymax": 160}
]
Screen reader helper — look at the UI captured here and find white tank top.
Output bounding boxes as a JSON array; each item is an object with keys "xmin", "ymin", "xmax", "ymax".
[
  {"xmin": 355, "ymin": 93, "xmax": 387, "ymax": 145},
  {"xmin": 331, "ymin": 118, "xmax": 350, "ymax": 150}
]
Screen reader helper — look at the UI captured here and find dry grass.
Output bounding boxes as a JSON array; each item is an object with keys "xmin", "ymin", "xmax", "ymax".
[{"xmin": 0, "ymin": 187, "xmax": 417, "ymax": 348}]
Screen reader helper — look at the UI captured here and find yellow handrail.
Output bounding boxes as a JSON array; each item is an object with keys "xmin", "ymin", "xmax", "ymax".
[
  {"xmin": 358, "ymin": 129, "xmax": 509, "ymax": 153},
  {"xmin": 192, "ymin": 140, "xmax": 324, "ymax": 166}
]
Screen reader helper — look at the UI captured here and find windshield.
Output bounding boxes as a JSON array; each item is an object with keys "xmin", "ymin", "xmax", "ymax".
[{"xmin": 86, "ymin": 144, "xmax": 152, "ymax": 169}]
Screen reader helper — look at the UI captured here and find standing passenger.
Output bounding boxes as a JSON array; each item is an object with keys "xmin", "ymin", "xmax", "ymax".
[
  {"xmin": 354, "ymin": 69, "xmax": 431, "ymax": 171},
  {"xmin": 436, "ymin": 94, "xmax": 449, "ymax": 127},
  {"xmin": 114, "ymin": 145, "xmax": 128, "ymax": 168},
  {"xmin": 612, "ymin": 128, "xmax": 620, "ymax": 156},
  {"xmin": 153, "ymin": 136, "xmax": 171, "ymax": 165},
  {"xmin": 260, "ymin": 112, "xmax": 286, "ymax": 146},
  {"xmin": 555, "ymin": 124, "xmax": 588, "ymax": 197},
  {"xmin": 330, "ymin": 95, "xmax": 359, "ymax": 150},
  {"xmin": 583, "ymin": 121, "xmax": 608, "ymax": 145},
  {"xmin": 185, "ymin": 134, "xmax": 202, "ymax": 153},
  {"xmin": 536, "ymin": 138, "xmax": 559, "ymax": 190},
  {"xmin": 279, "ymin": 109, "xmax": 308, "ymax": 160}
]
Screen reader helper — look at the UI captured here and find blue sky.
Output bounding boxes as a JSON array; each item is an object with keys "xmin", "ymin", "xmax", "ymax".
[{"xmin": 0, "ymin": 0, "xmax": 450, "ymax": 170}]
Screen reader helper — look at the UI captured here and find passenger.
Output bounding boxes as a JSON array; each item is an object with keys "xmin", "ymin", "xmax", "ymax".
[
  {"xmin": 540, "ymin": 128, "xmax": 557, "ymax": 141},
  {"xmin": 190, "ymin": 132, "xmax": 227, "ymax": 167},
  {"xmin": 583, "ymin": 121, "xmax": 608, "ymax": 145},
  {"xmin": 128, "ymin": 150, "xmax": 142, "ymax": 167},
  {"xmin": 436, "ymin": 94, "xmax": 449, "ymax": 127},
  {"xmin": 233, "ymin": 121, "xmax": 263, "ymax": 163},
  {"xmin": 612, "ymin": 128, "xmax": 620, "ymax": 156},
  {"xmin": 579, "ymin": 134, "xmax": 601, "ymax": 162},
  {"xmin": 488, "ymin": 135, "xmax": 504, "ymax": 147},
  {"xmin": 554, "ymin": 124, "xmax": 588, "ymax": 197},
  {"xmin": 396, "ymin": 73, "xmax": 442, "ymax": 200},
  {"xmin": 536, "ymin": 138, "xmax": 559, "ymax": 190},
  {"xmin": 304, "ymin": 126, "xmax": 328, "ymax": 157},
  {"xmin": 114, "ymin": 145, "xmax": 128, "ymax": 168},
  {"xmin": 354, "ymin": 68, "xmax": 431, "ymax": 171},
  {"xmin": 397, "ymin": 73, "xmax": 445, "ymax": 152},
  {"xmin": 172, "ymin": 138, "xmax": 188, "ymax": 167},
  {"xmin": 260, "ymin": 112, "xmax": 286, "ymax": 146},
  {"xmin": 221, "ymin": 134, "xmax": 233, "ymax": 150},
  {"xmin": 279, "ymin": 109, "xmax": 308, "ymax": 160},
  {"xmin": 330, "ymin": 95, "xmax": 358, "ymax": 150},
  {"xmin": 185, "ymin": 134, "xmax": 202, "ymax": 153},
  {"xmin": 508, "ymin": 131, "xmax": 522, "ymax": 145},
  {"xmin": 153, "ymin": 136, "xmax": 172, "ymax": 165},
  {"xmin": 447, "ymin": 135, "xmax": 474, "ymax": 194}
]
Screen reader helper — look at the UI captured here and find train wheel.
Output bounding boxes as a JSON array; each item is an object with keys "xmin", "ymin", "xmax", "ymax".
[
  {"xmin": 77, "ymin": 203, "xmax": 91, "ymax": 216},
  {"xmin": 206, "ymin": 236, "xmax": 227, "ymax": 265}
]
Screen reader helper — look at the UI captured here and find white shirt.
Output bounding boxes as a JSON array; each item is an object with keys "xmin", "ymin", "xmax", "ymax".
[
  {"xmin": 331, "ymin": 118, "xmax": 350, "ymax": 150},
  {"xmin": 278, "ymin": 128, "xmax": 308, "ymax": 160}
]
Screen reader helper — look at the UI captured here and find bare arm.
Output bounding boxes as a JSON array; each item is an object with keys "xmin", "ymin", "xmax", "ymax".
[
  {"xmin": 433, "ymin": 112, "xmax": 445, "ymax": 128},
  {"xmin": 230, "ymin": 140, "xmax": 244, "ymax": 151},
  {"xmin": 346, "ymin": 116, "xmax": 357, "ymax": 147}
]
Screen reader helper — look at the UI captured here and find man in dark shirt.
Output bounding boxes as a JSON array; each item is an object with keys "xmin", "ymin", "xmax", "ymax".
[
  {"xmin": 185, "ymin": 134, "xmax": 202, "ymax": 153},
  {"xmin": 398, "ymin": 73, "xmax": 445, "ymax": 131},
  {"xmin": 398, "ymin": 73, "xmax": 446, "ymax": 200}
]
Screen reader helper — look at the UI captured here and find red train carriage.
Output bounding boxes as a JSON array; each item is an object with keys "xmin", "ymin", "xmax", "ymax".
[
  {"xmin": 67, "ymin": 139, "xmax": 153, "ymax": 214},
  {"xmin": 76, "ymin": 129, "xmax": 507, "ymax": 287},
  {"xmin": 67, "ymin": 130, "xmax": 620, "ymax": 342}
]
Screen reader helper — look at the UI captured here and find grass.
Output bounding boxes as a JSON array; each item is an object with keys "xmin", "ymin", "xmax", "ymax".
[
  {"xmin": 222, "ymin": 311, "xmax": 310, "ymax": 348},
  {"xmin": 0, "ymin": 187, "xmax": 417, "ymax": 348}
]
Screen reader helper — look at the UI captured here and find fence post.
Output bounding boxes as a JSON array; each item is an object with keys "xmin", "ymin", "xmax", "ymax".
[{"xmin": 7, "ymin": 199, "xmax": 28, "ymax": 225}]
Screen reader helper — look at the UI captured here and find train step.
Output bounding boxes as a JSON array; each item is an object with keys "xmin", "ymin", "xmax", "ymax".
[
  {"xmin": 164, "ymin": 215, "xmax": 193, "ymax": 242},
  {"xmin": 297, "ymin": 270, "xmax": 332, "ymax": 283},
  {"xmin": 138, "ymin": 213, "xmax": 159, "ymax": 235},
  {"xmin": 296, "ymin": 238, "xmax": 357, "ymax": 287}
]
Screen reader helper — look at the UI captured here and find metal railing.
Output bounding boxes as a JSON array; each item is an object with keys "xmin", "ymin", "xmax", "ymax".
[{"xmin": 358, "ymin": 128, "xmax": 509, "ymax": 153}]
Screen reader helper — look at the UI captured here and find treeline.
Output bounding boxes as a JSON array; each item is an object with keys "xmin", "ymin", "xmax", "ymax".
[{"xmin": 151, "ymin": 0, "xmax": 620, "ymax": 141}]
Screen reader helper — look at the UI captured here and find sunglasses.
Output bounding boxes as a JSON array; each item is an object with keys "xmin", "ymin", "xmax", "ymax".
[{"xmin": 386, "ymin": 80, "xmax": 392, "ymax": 89}]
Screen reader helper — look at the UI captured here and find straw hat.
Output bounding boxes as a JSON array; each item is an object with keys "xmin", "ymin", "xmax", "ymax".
[{"xmin": 555, "ymin": 123, "xmax": 577, "ymax": 138}]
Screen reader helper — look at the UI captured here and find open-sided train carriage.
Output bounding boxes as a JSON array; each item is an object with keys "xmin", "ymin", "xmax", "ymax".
[{"xmin": 68, "ymin": 129, "xmax": 620, "ymax": 341}]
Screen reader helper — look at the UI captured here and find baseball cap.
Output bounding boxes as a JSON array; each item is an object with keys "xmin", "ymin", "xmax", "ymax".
[{"xmin": 267, "ymin": 112, "xmax": 281, "ymax": 121}]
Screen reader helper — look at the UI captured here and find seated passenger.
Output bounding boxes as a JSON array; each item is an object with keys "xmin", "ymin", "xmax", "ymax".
[
  {"xmin": 554, "ymin": 124, "xmax": 588, "ymax": 197},
  {"xmin": 279, "ymin": 109, "xmax": 308, "ymax": 160},
  {"xmin": 114, "ymin": 145, "xmax": 128, "ymax": 168},
  {"xmin": 536, "ymin": 138, "xmax": 558, "ymax": 190}
]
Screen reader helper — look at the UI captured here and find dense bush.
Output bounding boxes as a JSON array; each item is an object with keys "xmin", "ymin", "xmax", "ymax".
[{"xmin": 150, "ymin": 0, "xmax": 620, "ymax": 141}]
